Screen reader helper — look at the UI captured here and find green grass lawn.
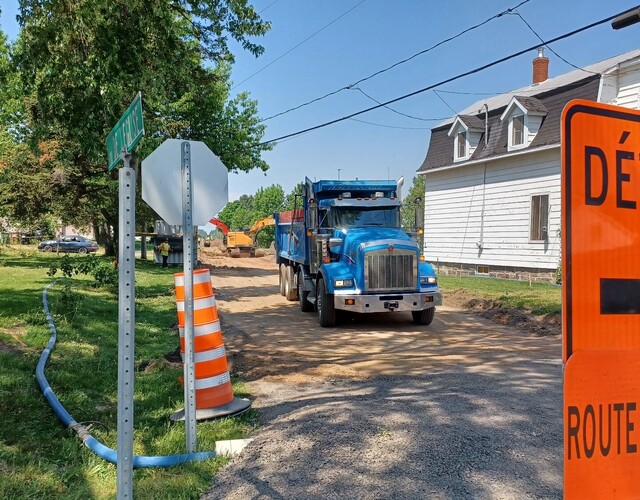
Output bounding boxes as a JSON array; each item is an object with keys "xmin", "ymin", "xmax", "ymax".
[
  {"xmin": 0, "ymin": 245, "xmax": 256, "ymax": 500},
  {"xmin": 438, "ymin": 274, "xmax": 562, "ymax": 315}
]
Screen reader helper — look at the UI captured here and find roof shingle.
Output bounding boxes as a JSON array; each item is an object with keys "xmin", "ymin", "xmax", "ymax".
[{"xmin": 417, "ymin": 75, "xmax": 600, "ymax": 172}]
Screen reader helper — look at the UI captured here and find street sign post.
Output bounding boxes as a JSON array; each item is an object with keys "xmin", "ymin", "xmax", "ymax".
[
  {"xmin": 105, "ymin": 92, "xmax": 145, "ymax": 500},
  {"xmin": 116, "ymin": 154, "xmax": 136, "ymax": 499},
  {"xmin": 180, "ymin": 142, "xmax": 197, "ymax": 452},
  {"xmin": 562, "ymin": 99, "xmax": 640, "ymax": 498},
  {"xmin": 142, "ymin": 139, "xmax": 228, "ymax": 452},
  {"xmin": 106, "ymin": 92, "xmax": 145, "ymax": 171}
]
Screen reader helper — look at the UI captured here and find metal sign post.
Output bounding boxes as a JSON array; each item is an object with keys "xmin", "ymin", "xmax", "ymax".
[
  {"xmin": 181, "ymin": 141, "xmax": 197, "ymax": 452},
  {"xmin": 116, "ymin": 152, "xmax": 136, "ymax": 499},
  {"xmin": 105, "ymin": 92, "xmax": 144, "ymax": 499}
]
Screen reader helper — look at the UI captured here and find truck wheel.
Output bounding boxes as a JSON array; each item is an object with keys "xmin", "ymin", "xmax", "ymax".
[
  {"xmin": 298, "ymin": 268, "xmax": 313, "ymax": 312},
  {"xmin": 279, "ymin": 264, "xmax": 286, "ymax": 296},
  {"xmin": 285, "ymin": 265, "xmax": 298, "ymax": 301},
  {"xmin": 412, "ymin": 308, "xmax": 435, "ymax": 325},
  {"xmin": 317, "ymin": 278, "xmax": 336, "ymax": 327}
]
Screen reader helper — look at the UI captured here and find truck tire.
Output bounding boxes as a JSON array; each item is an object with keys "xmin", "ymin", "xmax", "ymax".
[
  {"xmin": 412, "ymin": 307, "xmax": 435, "ymax": 325},
  {"xmin": 298, "ymin": 268, "xmax": 313, "ymax": 312},
  {"xmin": 317, "ymin": 278, "xmax": 336, "ymax": 327},
  {"xmin": 285, "ymin": 265, "xmax": 298, "ymax": 301},
  {"xmin": 279, "ymin": 264, "xmax": 286, "ymax": 296}
]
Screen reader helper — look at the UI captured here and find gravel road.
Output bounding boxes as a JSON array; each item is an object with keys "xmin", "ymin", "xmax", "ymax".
[{"xmin": 199, "ymin": 251, "xmax": 562, "ymax": 499}]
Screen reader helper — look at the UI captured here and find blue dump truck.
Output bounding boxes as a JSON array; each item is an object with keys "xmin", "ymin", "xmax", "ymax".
[{"xmin": 275, "ymin": 177, "xmax": 442, "ymax": 327}]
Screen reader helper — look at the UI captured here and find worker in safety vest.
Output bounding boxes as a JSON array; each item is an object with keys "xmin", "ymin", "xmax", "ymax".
[{"xmin": 157, "ymin": 238, "xmax": 171, "ymax": 268}]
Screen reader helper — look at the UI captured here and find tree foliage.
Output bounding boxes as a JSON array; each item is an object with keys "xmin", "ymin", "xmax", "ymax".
[
  {"xmin": 401, "ymin": 175, "xmax": 426, "ymax": 250},
  {"xmin": 217, "ymin": 184, "xmax": 292, "ymax": 247},
  {"xmin": 0, "ymin": 0, "xmax": 272, "ymax": 253},
  {"xmin": 283, "ymin": 182, "xmax": 304, "ymax": 211}
]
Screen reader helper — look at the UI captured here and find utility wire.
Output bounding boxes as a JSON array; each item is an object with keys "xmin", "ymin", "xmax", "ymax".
[
  {"xmin": 432, "ymin": 90, "xmax": 458, "ymax": 114},
  {"xmin": 259, "ymin": 0, "xmax": 281, "ymax": 14},
  {"xmin": 511, "ymin": 10, "xmax": 599, "ymax": 74},
  {"xmin": 352, "ymin": 87, "xmax": 446, "ymax": 122},
  {"xmin": 436, "ymin": 89, "xmax": 501, "ymax": 96},
  {"xmin": 232, "ymin": 0, "xmax": 368, "ymax": 90},
  {"xmin": 258, "ymin": 7, "xmax": 628, "ymax": 146},
  {"xmin": 349, "ymin": 118, "xmax": 432, "ymax": 130},
  {"xmin": 260, "ymin": 0, "xmax": 531, "ymax": 122}
]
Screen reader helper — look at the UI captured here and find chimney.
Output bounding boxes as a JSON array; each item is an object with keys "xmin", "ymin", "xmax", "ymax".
[{"xmin": 532, "ymin": 47, "xmax": 549, "ymax": 84}]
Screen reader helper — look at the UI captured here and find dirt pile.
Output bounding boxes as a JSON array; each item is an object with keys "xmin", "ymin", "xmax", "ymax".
[{"xmin": 443, "ymin": 288, "xmax": 561, "ymax": 337}]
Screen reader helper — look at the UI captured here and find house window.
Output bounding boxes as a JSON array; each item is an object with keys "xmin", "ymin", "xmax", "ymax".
[
  {"xmin": 477, "ymin": 265, "xmax": 490, "ymax": 274},
  {"xmin": 530, "ymin": 194, "xmax": 549, "ymax": 240},
  {"xmin": 512, "ymin": 114, "xmax": 524, "ymax": 146},
  {"xmin": 457, "ymin": 131, "xmax": 466, "ymax": 159}
]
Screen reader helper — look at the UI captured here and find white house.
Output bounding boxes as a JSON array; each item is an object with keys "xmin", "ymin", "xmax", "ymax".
[{"xmin": 417, "ymin": 48, "xmax": 640, "ymax": 280}]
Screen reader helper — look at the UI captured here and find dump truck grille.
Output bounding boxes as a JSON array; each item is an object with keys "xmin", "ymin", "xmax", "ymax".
[{"xmin": 364, "ymin": 249, "xmax": 417, "ymax": 291}]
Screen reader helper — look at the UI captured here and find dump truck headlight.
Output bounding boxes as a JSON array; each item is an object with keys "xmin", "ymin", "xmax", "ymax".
[
  {"xmin": 334, "ymin": 278, "xmax": 354, "ymax": 288},
  {"xmin": 420, "ymin": 276, "xmax": 437, "ymax": 285}
]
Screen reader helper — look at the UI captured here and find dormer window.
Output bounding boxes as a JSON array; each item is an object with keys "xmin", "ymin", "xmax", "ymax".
[
  {"xmin": 456, "ymin": 131, "xmax": 467, "ymax": 159},
  {"xmin": 448, "ymin": 115, "xmax": 484, "ymax": 162},
  {"xmin": 512, "ymin": 114, "xmax": 524, "ymax": 146},
  {"xmin": 500, "ymin": 96, "xmax": 547, "ymax": 151}
]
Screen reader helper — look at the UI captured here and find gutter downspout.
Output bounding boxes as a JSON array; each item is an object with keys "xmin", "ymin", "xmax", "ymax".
[
  {"xmin": 479, "ymin": 164, "xmax": 487, "ymax": 250},
  {"xmin": 481, "ymin": 103, "xmax": 489, "ymax": 147}
]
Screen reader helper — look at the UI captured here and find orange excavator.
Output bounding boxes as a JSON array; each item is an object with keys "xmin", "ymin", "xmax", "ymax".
[{"xmin": 207, "ymin": 216, "xmax": 275, "ymax": 257}]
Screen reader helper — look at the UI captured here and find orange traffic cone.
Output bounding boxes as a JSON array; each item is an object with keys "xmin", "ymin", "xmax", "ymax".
[{"xmin": 170, "ymin": 269, "xmax": 250, "ymax": 421}]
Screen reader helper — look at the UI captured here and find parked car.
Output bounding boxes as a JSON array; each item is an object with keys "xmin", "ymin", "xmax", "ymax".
[{"xmin": 38, "ymin": 235, "xmax": 99, "ymax": 254}]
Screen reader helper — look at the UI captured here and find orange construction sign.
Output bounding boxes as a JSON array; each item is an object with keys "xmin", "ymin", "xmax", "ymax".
[
  {"xmin": 562, "ymin": 100, "xmax": 640, "ymax": 361},
  {"xmin": 564, "ymin": 350, "xmax": 640, "ymax": 498},
  {"xmin": 562, "ymin": 100, "xmax": 640, "ymax": 497}
]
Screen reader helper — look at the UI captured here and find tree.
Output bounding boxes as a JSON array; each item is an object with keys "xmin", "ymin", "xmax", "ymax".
[
  {"xmin": 217, "ymin": 195, "xmax": 254, "ymax": 231},
  {"xmin": 283, "ymin": 182, "xmax": 304, "ymax": 211},
  {"xmin": 217, "ymin": 184, "xmax": 295, "ymax": 248},
  {"xmin": 1, "ymin": 0, "xmax": 272, "ymax": 254},
  {"xmin": 252, "ymin": 185, "xmax": 284, "ymax": 247},
  {"xmin": 401, "ymin": 175, "xmax": 426, "ymax": 251}
]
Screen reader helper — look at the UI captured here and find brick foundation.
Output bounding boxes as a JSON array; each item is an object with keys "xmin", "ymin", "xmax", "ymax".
[{"xmin": 431, "ymin": 261, "xmax": 559, "ymax": 284}]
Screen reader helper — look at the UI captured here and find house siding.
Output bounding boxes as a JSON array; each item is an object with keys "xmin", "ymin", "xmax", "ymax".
[
  {"xmin": 615, "ymin": 64, "xmax": 640, "ymax": 108},
  {"xmin": 526, "ymin": 115, "xmax": 543, "ymax": 144},
  {"xmin": 423, "ymin": 148, "xmax": 560, "ymax": 271},
  {"xmin": 417, "ymin": 52, "xmax": 640, "ymax": 280}
]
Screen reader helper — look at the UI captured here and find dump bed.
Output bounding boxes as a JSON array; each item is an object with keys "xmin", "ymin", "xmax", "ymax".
[{"xmin": 275, "ymin": 209, "xmax": 307, "ymax": 265}]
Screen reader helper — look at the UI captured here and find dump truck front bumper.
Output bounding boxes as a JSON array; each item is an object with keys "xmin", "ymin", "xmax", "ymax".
[{"xmin": 332, "ymin": 290, "xmax": 442, "ymax": 313}]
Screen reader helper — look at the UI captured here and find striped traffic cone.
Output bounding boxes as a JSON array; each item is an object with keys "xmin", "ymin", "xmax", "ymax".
[{"xmin": 170, "ymin": 269, "xmax": 250, "ymax": 421}]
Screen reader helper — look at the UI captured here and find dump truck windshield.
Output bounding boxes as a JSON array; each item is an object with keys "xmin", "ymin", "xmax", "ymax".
[{"xmin": 333, "ymin": 207, "xmax": 400, "ymax": 229}]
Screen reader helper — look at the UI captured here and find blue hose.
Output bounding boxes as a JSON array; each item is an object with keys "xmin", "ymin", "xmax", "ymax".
[{"xmin": 36, "ymin": 282, "xmax": 216, "ymax": 468}]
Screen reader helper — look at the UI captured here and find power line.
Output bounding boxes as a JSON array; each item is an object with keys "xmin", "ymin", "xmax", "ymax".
[
  {"xmin": 232, "ymin": 0, "xmax": 368, "ymax": 90},
  {"xmin": 352, "ymin": 87, "xmax": 445, "ymax": 122},
  {"xmin": 349, "ymin": 118, "xmax": 432, "ymax": 130},
  {"xmin": 259, "ymin": 0, "xmax": 281, "ymax": 14},
  {"xmin": 432, "ymin": 90, "xmax": 458, "ymax": 114},
  {"xmin": 259, "ymin": 0, "xmax": 531, "ymax": 122},
  {"xmin": 258, "ymin": 7, "xmax": 627, "ymax": 146},
  {"xmin": 435, "ymin": 89, "xmax": 501, "ymax": 96},
  {"xmin": 511, "ymin": 10, "xmax": 599, "ymax": 75}
]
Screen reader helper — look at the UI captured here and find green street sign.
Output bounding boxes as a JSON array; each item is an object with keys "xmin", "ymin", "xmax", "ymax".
[{"xmin": 106, "ymin": 92, "xmax": 144, "ymax": 171}]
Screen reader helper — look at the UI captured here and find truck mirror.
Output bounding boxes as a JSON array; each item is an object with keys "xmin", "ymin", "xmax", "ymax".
[{"xmin": 328, "ymin": 237, "xmax": 343, "ymax": 253}]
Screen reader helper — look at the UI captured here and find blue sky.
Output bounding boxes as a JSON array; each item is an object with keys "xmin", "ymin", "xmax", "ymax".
[{"xmin": 2, "ymin": 0, "xmax": 640, "ymax": 201}]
